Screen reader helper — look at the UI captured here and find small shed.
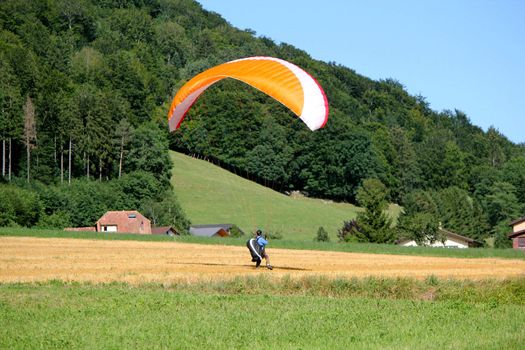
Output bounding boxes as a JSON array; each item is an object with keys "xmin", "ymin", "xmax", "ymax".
[
  {"xmin": 508, "ymin": 217, "xmax": 525, "ymax": 250},
  {"xmin": 189, "ymin": 224, "xmax": 232, "ymax": 237},
  {"xmin": 96, "ymin": 210, "xmax": 151, "ymax": 234},
  {"xmin": 397, "ymin": 229, "xmax": 482, "ymax": 248},
  {"xmin": 152, "ymin": 226, "xmax": 179, "ymax": 236}
]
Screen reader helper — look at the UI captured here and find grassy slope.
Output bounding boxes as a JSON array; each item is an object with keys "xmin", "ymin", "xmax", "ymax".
[{"xmin": 171, "ymin": 151, "xmax": 383, "ymax": 240}]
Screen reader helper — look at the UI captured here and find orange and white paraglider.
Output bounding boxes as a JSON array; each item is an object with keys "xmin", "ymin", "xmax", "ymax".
[{"xmin": 167, "ymin": 56, "xmax": 329, "ymax": 131}]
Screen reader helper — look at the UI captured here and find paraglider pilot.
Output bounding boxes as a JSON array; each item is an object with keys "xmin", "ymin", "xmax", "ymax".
[{"xmin": 247, "ymin": 229, "xmax": 273, "ymax": 270}]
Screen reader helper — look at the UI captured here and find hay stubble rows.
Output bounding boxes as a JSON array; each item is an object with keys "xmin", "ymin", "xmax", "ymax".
[{"xmin": 1, "ymin": 237, "xmax": 524, "ymax": 283}]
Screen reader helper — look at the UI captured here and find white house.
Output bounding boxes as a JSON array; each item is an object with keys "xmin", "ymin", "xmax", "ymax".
[{"xmin": 397, "ymin": 229, "xmax": 482, "ymax": 249}]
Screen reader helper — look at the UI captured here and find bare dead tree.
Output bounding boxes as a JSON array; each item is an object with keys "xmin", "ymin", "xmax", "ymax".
[
  {"xmin": 115, "ymin": 119, "xmax": 133, "ymax": 179},
  {"xmin": 23, "ymin": 96, "xmax": 37, "ymax": 182},
  {"xmin": 68, "ymin": 136, "xmax": 72, "ymax": 184}
]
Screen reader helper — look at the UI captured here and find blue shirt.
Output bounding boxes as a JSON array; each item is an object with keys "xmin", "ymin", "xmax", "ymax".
[{"xmin": 256, "ymin": 235, "xmax": 268, "ymax": 248}]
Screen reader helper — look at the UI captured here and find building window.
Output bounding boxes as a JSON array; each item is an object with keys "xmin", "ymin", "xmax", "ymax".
[
  {"xmin": 102, "ymin": 225, "xmax": 117, "ymax": 232},
  {"xmin": 518, "ymin": 237, "xmax": 525, "ymax": 248}
]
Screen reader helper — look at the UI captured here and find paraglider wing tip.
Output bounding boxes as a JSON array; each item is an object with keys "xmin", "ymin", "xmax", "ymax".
[
  {"xmin": 275, "ymin": 56, "xmax": 328, "ymax": 131},
  {"xmin": 168, "ymin": 84, "xmax": 212, "ymax": 132}
]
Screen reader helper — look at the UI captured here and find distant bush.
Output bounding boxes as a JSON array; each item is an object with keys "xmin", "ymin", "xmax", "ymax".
[
  {"xmin": 314, "ymin": 226, "xmax": 330, "ymax": 242},
  {"xmin": 36, "ymin": 211, "xmax": 72, "ymax": 229},
  {"xmin": 493, "ymin": 222, "xmax": 513, "ymax": 248},
  {"xmin": 0, "ymin": 184, "xmax": 41, "ymax": 227},
  {"xmin": 116, "ymin": 171, "xmax": 165, "ymax": 208},
  {"xmin": 338, "ymin": 220, "xmax": 360, "ymax": 242},
  {"xmin": 229, "ymin": 225, "xmax": 244, "ymax": 238},
  {"xmin": 141, "ymin": 190, "xmax": 191, "ymax": 235}
]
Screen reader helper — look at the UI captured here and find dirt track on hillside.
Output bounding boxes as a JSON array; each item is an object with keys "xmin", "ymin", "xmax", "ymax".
[{"xmin": 1, "ymin": 237, "xmax": 524, "ymax": 283}]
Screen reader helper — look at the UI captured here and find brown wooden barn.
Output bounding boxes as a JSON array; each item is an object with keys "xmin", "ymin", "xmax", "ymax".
[
  {"xmin": 151, "ymin": 226, "xmax": 179, "ymax": 236},
  {"xmin": 189, "ymin": 224, "xmax": 232, "ymax": 237}
]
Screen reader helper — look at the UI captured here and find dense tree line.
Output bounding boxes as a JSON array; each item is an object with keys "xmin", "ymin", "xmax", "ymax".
[
  {"xmin": 0, "ymin": 171, "xmax": 190, "ymax": 232},
  {"xmin": 1, "ymin": 0, "xmax": 523, "ymax": 244}
]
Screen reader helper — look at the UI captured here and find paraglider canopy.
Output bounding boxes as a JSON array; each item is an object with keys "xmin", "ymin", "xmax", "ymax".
[{"xmin": 167, "ymin": 56, "xmax": 329, "ymax": 131}]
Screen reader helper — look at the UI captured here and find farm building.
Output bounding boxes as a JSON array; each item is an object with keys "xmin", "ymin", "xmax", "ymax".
[
  {"xmin": 189, "ymin": 224, "xmax": 233, "ymax": 237},
  {"xmin": 96, "ymin": 211, "xmax": 151, "ymax": 234},
  {"xmin": 397, "ymin": 229, "xmax": 482, "ymax": 248},
  {"xmin": 151, "ymin": 226, "xmax": 179, "ymax": 236},
  {"xmin": 66, "ymin": 212, "xmax": 179, "ymax": 236},
  {"xmin": 508, "ymin": 216, "xmax": 525, "ymax": 250}
]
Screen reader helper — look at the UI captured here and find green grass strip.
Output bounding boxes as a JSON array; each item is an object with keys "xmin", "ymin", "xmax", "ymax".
[{"xmin": 0, "ymin": 280, "xmax": 523, "ymax": 349}]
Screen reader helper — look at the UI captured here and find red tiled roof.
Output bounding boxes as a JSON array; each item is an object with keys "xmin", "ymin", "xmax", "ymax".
[
  {"xmin": 97, "ymin": 211, "xmax": 151, "ymax": 234},
  {"xmin": 97, "ymin": 210, "xmax": 146, "ymax": 222}
]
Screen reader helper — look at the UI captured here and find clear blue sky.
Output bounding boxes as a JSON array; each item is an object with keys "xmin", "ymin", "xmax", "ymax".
[{"xmin": 198, "ymin": 0, "xmax": 524, "ymax": 144}]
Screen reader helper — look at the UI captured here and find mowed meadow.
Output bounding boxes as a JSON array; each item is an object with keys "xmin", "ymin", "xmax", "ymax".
[{"xmin": 1, "ymin": 278, "xmax": 524, "ymax": 349}]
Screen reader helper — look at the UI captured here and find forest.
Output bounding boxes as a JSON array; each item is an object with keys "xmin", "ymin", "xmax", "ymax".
[{"xmin": 1, "ymin": 0, "xmax": 524, "ymax": 246}]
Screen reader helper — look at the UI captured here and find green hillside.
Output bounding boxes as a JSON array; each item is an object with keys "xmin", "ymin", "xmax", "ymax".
[{"xmin": 170, "ymin": 151, "xmax": 364, "ymax": 240}]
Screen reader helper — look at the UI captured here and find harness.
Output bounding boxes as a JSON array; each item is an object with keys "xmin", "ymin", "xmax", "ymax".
[{"xmin": 248, "ymin": 238, "xmax": 262, "ymax": 260}]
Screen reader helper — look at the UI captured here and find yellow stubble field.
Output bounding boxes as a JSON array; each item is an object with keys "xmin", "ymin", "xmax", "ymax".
[{"xmin": 1, "ymin": 236, "xmax": 524, "ymax": 284}]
